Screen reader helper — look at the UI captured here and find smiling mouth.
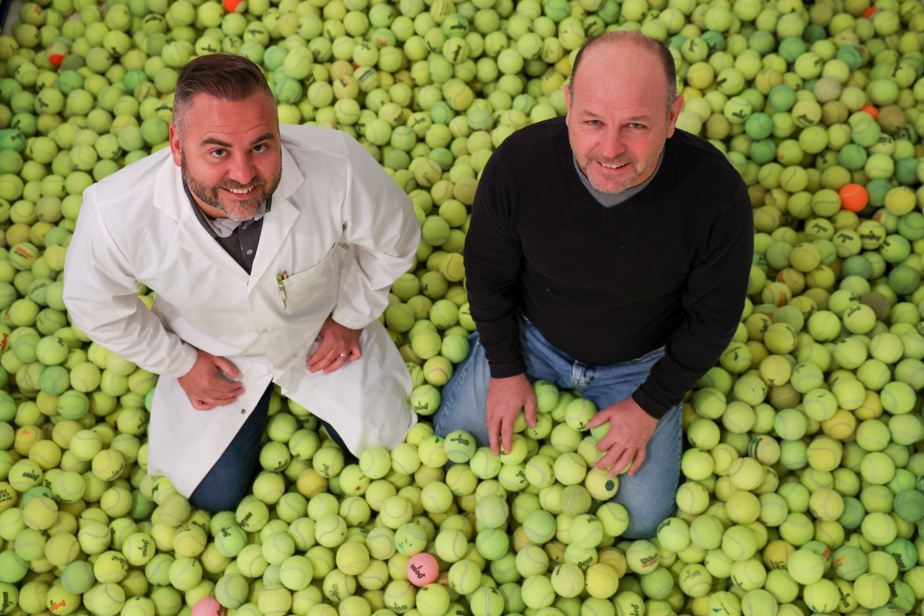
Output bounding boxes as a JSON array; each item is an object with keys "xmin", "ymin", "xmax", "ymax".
[
  {"xmin": 223, "ymin": 186, "xmax": 257, "ymax": 194},
  {"xmin": 599, "ymin": 162, "xmax": 629, "ymax": 169}
]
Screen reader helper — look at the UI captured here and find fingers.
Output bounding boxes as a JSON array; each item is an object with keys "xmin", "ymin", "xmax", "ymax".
[
  {"xmin": 214, "ymin": 357, "xmax": 241, "ymax": 379},
  {"xmin": 500, "ymin": 413, "xmax": 515, "ymax": 457},
  {"xmin": 627, "ymin": 450, "xmax": 646, "ymax": 476},
  {"xmin": 488, "ymin": 415, "xmax": 501, "ymax": 457},
  {"xmin": 524, "ymin": 395, "xmax": 538, "ymax": 429},
  {"xmin": 307, "ymin": 340, "xmax": 360, "ymax": 373}
]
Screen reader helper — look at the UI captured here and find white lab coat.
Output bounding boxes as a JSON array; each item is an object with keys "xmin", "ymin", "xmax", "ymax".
[{"xmin": 63, "ymin": 125, "xmax": 421, "ymax": 497}]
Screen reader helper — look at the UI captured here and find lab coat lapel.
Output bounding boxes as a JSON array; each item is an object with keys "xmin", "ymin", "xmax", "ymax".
[
  {"xmin": 249, "ymin": 144, "xmax": 304, "ymax": 285},
  {"xmin": 151, "ymin": 155, "xmax": 249, "ymax": 277}
]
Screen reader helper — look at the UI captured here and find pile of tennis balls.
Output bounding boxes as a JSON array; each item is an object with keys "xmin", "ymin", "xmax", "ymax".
[{"xmin": 3, "ymin": 0, "xmax": 924, "ymax": 615}]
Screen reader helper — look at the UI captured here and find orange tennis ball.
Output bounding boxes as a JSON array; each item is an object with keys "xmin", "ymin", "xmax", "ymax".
[
  {"xmin": 49, "ymin": 54, "xmax": 65, "ymax": 67},
  {"xmin": 860, "ymin": 105, "xmax": 879, "ymax": 120},
  {"xmin": 839, "ymin": 184, "xmax": 869, "ymax": 212},
  {"xmin": 223, "ymin": 0, "xmax": 245, "ymax": 11}
]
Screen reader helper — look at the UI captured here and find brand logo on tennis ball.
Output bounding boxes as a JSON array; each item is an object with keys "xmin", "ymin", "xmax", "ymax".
[
  {"xmin": 14, "ymin": 246, "xmax": 36, "ymax": 259},
  {"xmin": 22, "ymin": 470, "xmax": 40, "ymax": 481},
  {"xmin": 408, "ymin": 564, "xmax": 427, "ymax": 579},
  {"xmin": 50, "ymin": 600, "xmax": 67, "ymax": 611},
  {"xmin": 449, "ymin": 435, "xmax": 470, "ymax": 446},
  {"xmin": 639, "ymin": 555, "xmax": 657, "ymax": 566}
]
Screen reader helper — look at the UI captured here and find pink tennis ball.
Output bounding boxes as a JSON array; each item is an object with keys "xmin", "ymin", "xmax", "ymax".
[
  {"xmin": 407, "ymin": 553, "xmax": 439, "ymax": 587},
  {"xmin": 192, "ymin": 598, "xmax": 225, "ymax": 616}
]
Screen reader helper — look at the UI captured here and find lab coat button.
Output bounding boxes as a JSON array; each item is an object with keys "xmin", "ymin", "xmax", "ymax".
[
  {"xmin": 241, "ymin": 409, "xmax": 246, "ymax": 414},
  {"xmin": 262, "ymin": 329, "xmax": 268, "ymax": 333}
]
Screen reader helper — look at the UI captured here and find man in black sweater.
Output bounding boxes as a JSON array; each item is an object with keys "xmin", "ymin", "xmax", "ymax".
[{"xmin": 433, "ymin": 31, "xmax": 752, "ymax": 538}]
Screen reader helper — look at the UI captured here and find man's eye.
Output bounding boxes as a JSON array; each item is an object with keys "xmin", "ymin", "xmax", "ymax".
[
  {"xmin": 253, "ymin": 144, "xmax": 267, "ymax": 153},
  {"xmin": 211, "ymin": 149, "xmax": 227, "ymax": 158},
  {"xmin": 587, "ymin": 120, "xmax": 601, "ymax": 125},
  {"xmin": 629, "ymin": 123, "xmax": 645, "ymax": 129}
]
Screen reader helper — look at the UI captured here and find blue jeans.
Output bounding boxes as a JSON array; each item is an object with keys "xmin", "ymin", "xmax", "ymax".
[
  {"xmin": 190, "ymin": 385, "xmax": 352, "ymax": 512},
  {"xmin": 433, "ymin": 317, "xmax": 682, "ymax": 539}
]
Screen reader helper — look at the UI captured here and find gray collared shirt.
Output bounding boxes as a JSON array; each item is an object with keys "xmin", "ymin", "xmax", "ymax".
[
  {"xmin": 573, "ymin": 150, "xmax": 664, "ymax": 207},
  {"xmin": 184, "ymin": 180, "xmax": 271, "ymax": 275}
]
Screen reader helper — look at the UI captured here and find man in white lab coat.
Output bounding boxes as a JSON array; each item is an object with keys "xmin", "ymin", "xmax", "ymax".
[{"xmin": 63, "ymin": 54, "xmax": 421, "ymax": 511}]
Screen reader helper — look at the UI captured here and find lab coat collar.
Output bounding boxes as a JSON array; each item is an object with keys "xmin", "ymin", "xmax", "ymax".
[{"xmin": 151, "ymin": 140, "xmax": 305, "ymax": 286}]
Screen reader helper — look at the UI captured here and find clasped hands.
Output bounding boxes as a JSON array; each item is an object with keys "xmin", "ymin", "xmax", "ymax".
[
  {"xmin": 179, "ymin": 316, "xmax": 361, "ymax": 410},
  {"xmin": 486, "ymin": 374, "xmax": 657, "ymax": 476}
]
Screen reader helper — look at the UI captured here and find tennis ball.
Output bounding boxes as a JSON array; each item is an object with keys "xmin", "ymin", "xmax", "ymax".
[
  {"xmin": 570, "ymin": 514, "xmax": 604, "ymax": 549},
  {"xmin": 443, "ymin": 430, "xmax": 476, "ymax": 463},
  {"xmin": 61, "ymin": 560, "xmax": 94, "ymax": 594},
  {"xmin": 406, "ymin": 553, "xmax": 439, "ymax": 587},
  {"xmin": 433, "ymin": 529, "xmax": 468, "ymax": 563},
  {"xmin": 853, "ymin": 573, "xmax": 890, "ymax": 609},
  {"xmin": 625, "ymin": 540, "xmax": 659, "ymax": 575},
  {"xmin": 191, "ymin": 598, "xmax": 225, "ymax": 616}
]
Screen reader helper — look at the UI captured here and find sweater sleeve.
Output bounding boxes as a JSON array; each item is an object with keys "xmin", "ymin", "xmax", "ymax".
[
  {"xmin": 632, "ymin": 181, "xmax": 753, "ymax": 419},
  {"xmin": 464, "ymin": 147, "xmax": 528, "ymax": 378}
]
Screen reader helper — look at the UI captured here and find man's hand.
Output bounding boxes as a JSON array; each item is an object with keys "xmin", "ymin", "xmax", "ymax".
[
  {"xmin": 178, "ymin": 349, "xmax": 245, "ymax": 410},
  {"xmin": 586, "ymin": 398, "xmax": 658, "ymax": 476},
  {"xmin": 307, "ymin": 316, "xmax": 362, "ymax": 374},
  {"xmin": 486, "ymin": 374, "xmax": 537, "ymax": 457}
]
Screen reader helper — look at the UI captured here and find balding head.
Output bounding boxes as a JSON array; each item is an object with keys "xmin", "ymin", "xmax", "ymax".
[{"xmin": 569, "ymin": 32, "xmax": 678, "ymax": 118}]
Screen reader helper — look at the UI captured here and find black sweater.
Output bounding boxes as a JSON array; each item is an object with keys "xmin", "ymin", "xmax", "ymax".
[{"xmin": 465, "ymin": 117, "xmax": 753, "ymax": 419}]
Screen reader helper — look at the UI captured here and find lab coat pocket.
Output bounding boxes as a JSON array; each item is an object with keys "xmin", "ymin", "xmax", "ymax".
[{"xmin": 280, "ymin": 247, "xmax": 337, "ymax": 312}]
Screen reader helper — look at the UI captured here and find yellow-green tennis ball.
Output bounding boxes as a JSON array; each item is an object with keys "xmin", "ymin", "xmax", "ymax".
[
  {"xmin": 583, "ymin": 468, "xmax": 618, "ymax": 501},
  {"xmin": 379, "ymin": 496, "xmax": 414, "ymax": 530},
  {"xmin": 569, "ymin": 513, "xmax": 603, "ymax": 549},
  {"xmin": 434, "ymin": 529, "xmax": 468, "ymax": 563},
  {"xmin": 168, "ymin": 556, "xmax": 202, "ymax": 591},
  {"xmin": 384, "ymin": 580, "xmax": 417, "ymax": 613},
  {"xmin": 548, "ymin": 562, "xmax": 583, "ymax": 599},
  {"xmin": 93, "ymin": 550, "xmax": 130, "ymax": 584},
  {"xmin": 689, "ymin": 514, "xmax": 724, "ymax": 551},
  {"xmin": 853, "ymin": 572, "xmax": 890, "ymax": 609},
  {"xmin": 443, "ymin": 430, "xmax": 476, "ymax": 464},
  {"xmin": 448, "ymin": 559, "xmax": 481, "ymax": 595},
  {"xmin": 122, "ymin": 532, "xmax": 156, "ymax": 567},
  {"xmin": 422, "ymin": 356, "xmax": 453, "ymax": 386},
  {"xmin": 258, "ymin": 584, "xmax": 292, "ymax": 616},
  {"xmin": 61, "ymin": 560, "xmax": 94, "ymax": 594},
  {"xmin": 521, "ymin": 509, "xmax": 555, "ymax": 544},
  {"xmin": 677, "ymin": 563, "xmax": 712, "ymax": 598},
  {"xmin": 860, "ymin": 452, "xmax": 896, "ymax": 485},
  {"xmin": 861, "ymin": 512, "xmax": 898, "ymax": 546},
  {"xmin": 45, "ymin": 583, "xmax": 77, "ymax": 616},
  {"xmin": 408, "ymin": 384, "xmax": 441, "ymax": 417},
  {"xmin": 416, "ymin": 435, "xmax": 446, "ymax": 469},
  {"xmin": 475, "ymin": 494, "xmax": 508, "ymax": 529},
  {"xmin": 787, "ymin": 549, "xmax": 825, "ymax": 585},
  {"xmin": 89, "ymin": 582, "xmax": 126, "ymax": 616},
  {"xmin": 414, "ymin": 583, "xmax": 449, "ymax": 616},
  {"xmin": 22, "ymin": 495, "xmax": 56, "ymax": 530},
  {"xmin": 832, "ymin": 545, "xmax": 868, "ymax": 581},
  {"xmin": 314, "ymin": 514, "xmax": 348, "ymax": 549},
  {"xmin": 722, "ymin": 525, "xmax": 758, "ymax": 562},
  {"xmin": 553, "ymin": 452, "xmax": 587, "ymax": 486},
  {"xmin": 727, "ymin": 457, "xmax": 764, "ymax": 491},
  {"xmin": 335, "ymin": 542, "xmax": 370, "ymax": 577},
  {"xmin": 625, "ymin": 540, "xmax": 659, "ymax": 575},
  {"xmin": 675, "ymin": 481, "xmax": 710, "ymax": 515},
  {"xmin": 121, "ymin": 597, "xmax": 156, "ymax": 616}
]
